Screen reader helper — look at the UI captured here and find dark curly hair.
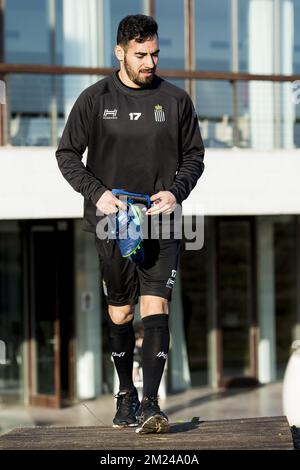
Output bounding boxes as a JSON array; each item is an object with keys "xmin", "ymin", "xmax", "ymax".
[{"xmin": 117, "ymin": 15, "xmax": 158, "ymax": 47}]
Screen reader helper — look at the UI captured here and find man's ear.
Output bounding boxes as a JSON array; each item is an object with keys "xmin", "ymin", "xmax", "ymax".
[{"xmin": 115, "ymin": 45, "xmax": 125, "ymax": 62}]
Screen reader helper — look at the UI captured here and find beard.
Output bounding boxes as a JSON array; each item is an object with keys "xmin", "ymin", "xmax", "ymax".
[{"xmin": 124, "ymin": 55, "xmax": 155, "ymax": 87}]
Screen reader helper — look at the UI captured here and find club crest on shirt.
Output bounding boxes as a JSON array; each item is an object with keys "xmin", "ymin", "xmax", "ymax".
[{"xmin": 154, "ymin": 104, "xmax": 165, "ymax": 122}]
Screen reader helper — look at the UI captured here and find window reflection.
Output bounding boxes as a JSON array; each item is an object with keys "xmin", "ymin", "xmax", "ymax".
[
  {"xmin": 9, "ymin": 74, "xmax": 101, "ymax": 147},
  {"xmin": 196, "ymin": 80, "xmax": 233, "ymax": 148},
  {"xmin": 104, "ymin": 0, "xmax": 145, "ymax": 67},
  {"xmin": 156, "ymin": 0, "xmax": 184, "ymax": 69},
  {"xmin": 195, "ymin": 0, "xmax": 231, "ymax": 72},
  {"xmin": 218, "ymin": 220, "xmax": 252, "ymax": 378},
  {"xmin": 4, "ymin": 0, "xmax": 300, "ymax": 150},
  {"xmin": 10, "ymin": 74, "xmax": 58, "ymax": 146},
  {"xmin": 294, "ymin": 0, "xmax": 300, "ymax": 73},
  {"xmin": 5, "ymin": 0, "xmax": 63, "ymax": 65},
  {"xmin": 180, "ymin": 216, "xmax": 209, "ymax": 386},
  {"xmin": 240, "ymin": 0, "xmax": 298, "ymax": 76},
  {"xmin": 238, "ymin": 0, "xmax": 249, "ymax": 73}
]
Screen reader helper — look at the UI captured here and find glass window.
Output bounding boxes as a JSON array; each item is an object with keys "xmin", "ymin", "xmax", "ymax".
[
  {"xmin": 0, "ymin": 222, "xmax": 24, "ymax": 404},
  {"xmin": 196, "ymin": 80, "xmax": 233, "ymax": 148},
  {"xmin": 292, "ymin": 0, "xmax": 300, "ymax": 73},
  {"xmin": 238, "ymin": 0, "xmax": 249, "ymax": 72},
  {"xmin": 195, "ymin": 0, "xmax": 231, "ymax": 72},
  {"xmin": 293, "ymin": 4, "xmax": 300, "ymax": 147},
  {"xmin": 155, "ymin": 0, "xmax": 184, "ymax": 69},
  {"xmin": 5, "ymin": 0, "xmax": 63, "ymax": 64},
  {"xmin": 235, "ymin": 80, "xmax": 298, "ymax": 150},
  {"xmin": 167, "ymin": 78, "xmax": 185, "ymax": 90},
  {"xmin": 218, "ymin": 220, "xmax": 252, "ymax": 378},
  {"xmin": 180, "ymin": 216, "xmax": 209, "ymax": 386},
  {"xmin": 240, "ymin": 0, "xmax": 297, "ymax": 75},
  {"xmin": 9, "ymin": 74, "xmax": 54, "ymax": 146},
  {"xmin": 239, "ymin": 0, "xmax": 275, "ymax": 75},
  {"xmin": 8, "ymin": 74, "xmax": 102, "ymax": 146},
  {"xmin": 55, "ymin": 0, "xmax": 63, "ymax": 65},
  {"xmin": 104, "ymin": 0, "xmax": 145, "ymax": 67}
]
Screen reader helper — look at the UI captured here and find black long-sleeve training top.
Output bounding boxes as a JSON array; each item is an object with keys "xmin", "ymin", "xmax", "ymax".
[{"xmin": 56, "ymin": 72, "xmax": 205, "ymax": 232}]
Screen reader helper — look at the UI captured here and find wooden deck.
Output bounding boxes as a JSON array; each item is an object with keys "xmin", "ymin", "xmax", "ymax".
[{"xmin": 0, "ymin": 416, "xmax": 294, "ymax": 450}]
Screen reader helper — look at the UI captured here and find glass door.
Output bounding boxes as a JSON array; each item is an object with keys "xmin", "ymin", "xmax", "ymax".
[
  {"xmin": 0, "ymin": 221, "xmax": 24, "ymax": 404},
  {"xmin": 29, "ymin": 224, "xmax": 61, "ymax": 407},
  {"xmin": 216, "ymin": 218, "xmax": 257, "ymax": 386}
]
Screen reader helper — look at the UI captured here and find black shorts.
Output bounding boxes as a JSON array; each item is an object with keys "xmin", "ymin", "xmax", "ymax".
[{"xmin": 95, "ymin": 236, "xmax": 182, "ymax": 306}]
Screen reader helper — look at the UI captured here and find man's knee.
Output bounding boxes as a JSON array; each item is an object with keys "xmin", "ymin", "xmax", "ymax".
[
  {"xmin": 140, "ymin": 295, "xmax": 168, "ymax": 316},
  {"xmin": 108, "ymin": 304, "xmax": 134, "ymax": 324}
]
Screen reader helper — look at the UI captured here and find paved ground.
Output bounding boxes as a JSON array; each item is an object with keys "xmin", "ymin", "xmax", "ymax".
[
  {"xmin": 0, "ymin": 382, "xmax": 283, "ymax": 436},
  {"xmin": 0, "ymin": 417, "xmax": 293, "ymax": 450}
]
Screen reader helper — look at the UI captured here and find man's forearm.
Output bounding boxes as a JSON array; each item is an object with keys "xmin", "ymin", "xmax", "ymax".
[{"xmin": 168, "ymin": 152, "xmax": 204, "ymax": 204}]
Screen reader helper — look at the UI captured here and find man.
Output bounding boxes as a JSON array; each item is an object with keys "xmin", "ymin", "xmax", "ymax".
[{"xmin": 56, "ymin": 14, "xmax": 204, "ymax": 434}]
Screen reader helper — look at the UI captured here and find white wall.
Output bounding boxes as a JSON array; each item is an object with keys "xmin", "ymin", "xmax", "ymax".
[
  {"xmin": 74, "ymin": 220, "xmax": 102, "ymax": 399},
  {"xmin": 0, "ymin": 147, "xmax": 82, "ymax": 219},
  {"xmin": 0, "ymin": 146, "xmax": 300, "ymax": 219}
]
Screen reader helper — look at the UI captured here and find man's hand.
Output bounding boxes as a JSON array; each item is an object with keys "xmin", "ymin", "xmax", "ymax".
[
  {"xmin": 96, "ymin": 190, "xmax": 127, "ymax": 215},
  {"xmin": 146, "ymin": 191, "xmax": 177, "ymax": 216}
]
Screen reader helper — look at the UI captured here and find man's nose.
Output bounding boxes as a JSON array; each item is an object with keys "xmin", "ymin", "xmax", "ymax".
[{"xmin": 144, "ymin": 55, "xmax": 155, "ymax": 68}]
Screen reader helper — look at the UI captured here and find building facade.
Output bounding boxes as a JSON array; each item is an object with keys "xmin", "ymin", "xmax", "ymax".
[{"xmin": 0, "ymin": 0, "xmax": 300, "ymax": 407}]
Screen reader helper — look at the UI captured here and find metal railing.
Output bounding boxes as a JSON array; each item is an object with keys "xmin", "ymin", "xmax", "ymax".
[{"xmin": 0, "ymin": 63, "xmax": 300, "ymax": 149}]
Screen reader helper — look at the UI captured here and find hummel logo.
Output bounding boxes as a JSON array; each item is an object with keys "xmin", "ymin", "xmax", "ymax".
[
  {"xmin": 156, "ymin": 351, "xmax": 168, "ymax": 359},
  {"xmin": 112, "ymin": 352, "xmax": 125, "ymax": 357},
  {"xmin": 103, "ymin": 109, "xmax": 118, "ymax": 119}
]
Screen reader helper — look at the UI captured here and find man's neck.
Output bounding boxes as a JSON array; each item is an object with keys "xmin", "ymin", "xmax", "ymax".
[{"xmin": 118, "ymin": 69, "xmax": 141, "ymax": 89}]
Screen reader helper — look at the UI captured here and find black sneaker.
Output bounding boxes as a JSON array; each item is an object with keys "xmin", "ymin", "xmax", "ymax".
[
  {"xmin": 113, "ymin": 387, "xmax": 140, "ymax": 428},
  {"xmin": 135, "ymin": 396, "xmax": 169, "ymax": 434}
]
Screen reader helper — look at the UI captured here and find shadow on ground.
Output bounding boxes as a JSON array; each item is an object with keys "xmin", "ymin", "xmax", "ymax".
[{"xmin": 168, "ymin": 417, "xmax": 202, "ymax": 434}]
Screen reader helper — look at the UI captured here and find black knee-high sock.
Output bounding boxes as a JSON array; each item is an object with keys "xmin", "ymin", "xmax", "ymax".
[
  {"xmin": 108, "ymin": 317, "xmax": 135, "ymax": 391},
  {"xmin": 142, "ymin": 314, "xmax": 170, "ymax": 398}
]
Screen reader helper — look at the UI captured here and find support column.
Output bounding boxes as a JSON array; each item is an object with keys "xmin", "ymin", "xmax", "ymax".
[
  {"xmin": 274, "ymin": 0, "xmax": 281, "ymax": 148},
  {"xmin": 249, "ymin": 0, "xmax": 274, "ymax": 149},
  {"xmin": 62, "ymin": 0, "xmax": 101, "ymax": 116},
  {"xmin": 48, "ymin": 0, "xmax": 58, "ymax": 147},
  {"xmin": 256, "ymin": 217, "xmax": 276, "ymax": 383},
  {"xmin": 74, "ymin": 221, "xmax": 102, "ymax": 399},
  {"xmin": 206, "ymin": 217, "xmax": 219, "ymax": 388},
  {"xmin": 184, "ymin": 0, "xmax": 196, "ymax": 102},
  {"xmin": 0, "ymin": 0, "xmax": 7, "ymax": 146},
  {"xmin": 281, "ymin": 0, "xmax": 295, "ymax": 149},
  {"xmin": 169, "ymin": 266, "xmax": 191, "ymax": 392},
  {"xmin": 231, "ymin": 0, "xmax": 240, "ymax": 147}
]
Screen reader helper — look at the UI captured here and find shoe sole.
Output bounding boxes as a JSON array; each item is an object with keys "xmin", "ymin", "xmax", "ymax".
[
  {"xmin": 113, "ymin": 422, "xmax": 138, "ymax": 428},
  {"xmin": 135, "ymin": 414, "xmax": 169, "ymax": 434}
]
